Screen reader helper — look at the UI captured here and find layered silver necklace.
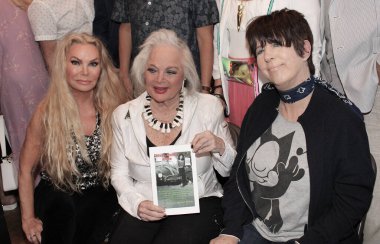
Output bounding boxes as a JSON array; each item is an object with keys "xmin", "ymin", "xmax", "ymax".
[{"xmin": 143, "ymin": 92, "xmax": 184, "ymax": 133}]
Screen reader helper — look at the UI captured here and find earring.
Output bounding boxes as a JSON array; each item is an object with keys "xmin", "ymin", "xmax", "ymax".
[{"xmin": 182, "ymin": 79, "xmax": 186, "ymax": 91}]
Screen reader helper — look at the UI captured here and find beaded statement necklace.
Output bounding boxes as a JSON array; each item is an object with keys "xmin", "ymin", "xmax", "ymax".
[{"xmin": 143, "ymin": 92, "xmax": 184, "ymax": 133}]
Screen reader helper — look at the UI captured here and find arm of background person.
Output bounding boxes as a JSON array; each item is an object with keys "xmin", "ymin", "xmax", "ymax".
[
  {"xmin": 197, "ymin": 25, "xmax": 214, "ymax": 92},
  {"xmin": 212, "ymin": 21, "xmax": 223, "ymax": 90},
  {"xmin": 27, "ymin": 0, "xmax": 57, "ymax": 75},
  {"xmin": 118, "ymin": 23, "xmax": 133, "ymax": 97},
  {"xmin": 212, "ymin": 1, "xmax": 225, "ymax": 107},
  {"xmin": 39, "ymin": 40, "xmax": 56, "ymax": 74}
]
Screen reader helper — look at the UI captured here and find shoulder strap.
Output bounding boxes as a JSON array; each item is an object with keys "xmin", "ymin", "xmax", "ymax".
[{"xmin": 0, "ymin": 115, "xmax": 10, "ymax": 157}]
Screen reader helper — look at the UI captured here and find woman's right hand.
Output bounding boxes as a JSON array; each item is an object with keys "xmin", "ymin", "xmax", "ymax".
[
  {"xmin": 137, "ymin": 200, "xmax": 166, "ymax": 222},
  {"xmin": 22, "ymin": 217, "xmax": 43, "ymax": 243}
]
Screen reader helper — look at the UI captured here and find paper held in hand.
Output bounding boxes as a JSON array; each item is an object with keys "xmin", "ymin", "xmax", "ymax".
[{"xmin": 149, "ymin": 144, "xmax": 199, "ymax": 215}]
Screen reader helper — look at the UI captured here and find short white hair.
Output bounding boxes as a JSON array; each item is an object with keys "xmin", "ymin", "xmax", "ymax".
[{"xmin": 131, "ymin": 29, "xmax": 200, "ymax": 97}]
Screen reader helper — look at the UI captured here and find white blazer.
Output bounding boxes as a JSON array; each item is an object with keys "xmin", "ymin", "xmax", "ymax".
[{"xmin": 110, "ymin": 90, "xmax": 236, "ymax": 219}]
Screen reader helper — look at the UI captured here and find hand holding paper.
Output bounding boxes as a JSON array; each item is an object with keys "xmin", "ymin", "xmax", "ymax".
[
  {"xmin": 137, "ymin": 200, "xmax": 166, "ymax": 222},
  {"xmin": 192, "ymin": 130, "xmax": 225, "ymax": 156}
]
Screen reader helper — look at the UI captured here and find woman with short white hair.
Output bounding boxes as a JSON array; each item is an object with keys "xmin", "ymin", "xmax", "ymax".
[{"xmin": 110, "ymin": 29, "xmax": 236, "ymax": 243}]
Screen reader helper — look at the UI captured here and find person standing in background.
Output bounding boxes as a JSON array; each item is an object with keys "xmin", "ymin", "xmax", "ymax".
[
  {"xmin": 0, "ymin": 0, "xmax": 49, "ymax": 209},
  {"xmin": 111, "ymin": 0, "xmax": 219, "ymax": 98},
  {"xmin": 213, "ymin": 0, "xmax": 322, "ymax": 127},
  {"xmin": 320, "ymin": 1, "xmax": 380, "ymax": 243},
  {"xmin": 27, "ymin": 0, "xmax": 94, "ymax": 73},
  {"xmin": 93, "ymin": 0, "xmax": 120, "ymax": 67}
]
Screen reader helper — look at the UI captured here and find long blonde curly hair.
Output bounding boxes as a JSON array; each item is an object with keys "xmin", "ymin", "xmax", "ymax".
[{"xmin": 40, "ymin": 33, "xmax": 127, "ymax": 191}]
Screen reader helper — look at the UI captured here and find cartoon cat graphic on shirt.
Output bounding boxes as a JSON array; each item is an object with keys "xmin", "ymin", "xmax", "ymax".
[{"xmin": 247, "ymin": 127, "xmax": 306, "ymax": 233}]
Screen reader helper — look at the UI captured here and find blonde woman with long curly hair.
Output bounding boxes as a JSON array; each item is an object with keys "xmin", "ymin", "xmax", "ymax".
[{"xmin": 19, "ymin": 32, "xmax": 127, "ymax": 244}]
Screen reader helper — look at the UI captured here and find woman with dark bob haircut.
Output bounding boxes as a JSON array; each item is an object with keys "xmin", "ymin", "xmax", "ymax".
[{"xmin": 211, "ymin": 9, "xmax": 375, "ymax": 244}]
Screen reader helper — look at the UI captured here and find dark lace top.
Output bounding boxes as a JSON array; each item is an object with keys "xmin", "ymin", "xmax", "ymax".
[{"xmin": 41, "ymin": 114, "xmax": 102, "ymax": 191}]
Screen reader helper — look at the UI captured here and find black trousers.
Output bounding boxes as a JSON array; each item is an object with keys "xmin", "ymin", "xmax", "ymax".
[
  {"xmin": 179, "ymin": 167, "xmax": 187, "ymax": 185},
  {"xmin": 35, "ymin": 179, "xmax": 119, "ymax": 244},
  {"xmin": 0, "ymin": 206, "xmax": 11, "ymax": 244},
  {"xmin": 110, "ymin": 196, "xmax": 223, "ymax": 244}
]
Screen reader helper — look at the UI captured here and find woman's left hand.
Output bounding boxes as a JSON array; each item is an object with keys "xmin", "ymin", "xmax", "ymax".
[{"xmin": 192, "ymin": 131, "xmax": 225, "ymax": 156}]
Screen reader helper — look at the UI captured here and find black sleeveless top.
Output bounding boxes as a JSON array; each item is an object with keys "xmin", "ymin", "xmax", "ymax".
[
  {"xmin": 41, "ymin": 114, "xmax": 102, "ymax": 190},
  {"xmin": 146, "ymin": 132, "xmax": 182, "ymax": 156}
]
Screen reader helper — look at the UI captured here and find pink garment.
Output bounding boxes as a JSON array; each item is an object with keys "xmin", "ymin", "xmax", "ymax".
[
  {"xmin": 0, "ymin": 0, "xmax": 49, "ymax": 169},
  {"xmin": 228, "ymin": 81, "xmax": 255, "ymax": 127}
]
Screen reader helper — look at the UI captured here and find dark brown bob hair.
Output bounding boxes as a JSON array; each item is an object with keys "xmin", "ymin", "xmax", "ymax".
[{"xmin": 246, "ymin": 8, "xmax": 315, "ymax": 75}]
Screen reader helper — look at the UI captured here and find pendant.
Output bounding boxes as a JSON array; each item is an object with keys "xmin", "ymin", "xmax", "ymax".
[{"xmin": 237, "ymin": 3, "xmax": 244, "ymax": 32}]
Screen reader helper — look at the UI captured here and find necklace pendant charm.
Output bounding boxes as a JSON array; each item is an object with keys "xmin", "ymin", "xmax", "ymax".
[
  {"xmin": 237, "ymin": 3, "xmax": 244, "ymax": 32},
  {"xmin": 153, "ymin": 122, "xmax": 161, "ymax": 131}
]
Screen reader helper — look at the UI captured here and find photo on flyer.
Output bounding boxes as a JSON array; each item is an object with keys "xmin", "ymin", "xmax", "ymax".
[{"xmin": 149, "ymin": 144, "xmax": 199, "ymax": 215}]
